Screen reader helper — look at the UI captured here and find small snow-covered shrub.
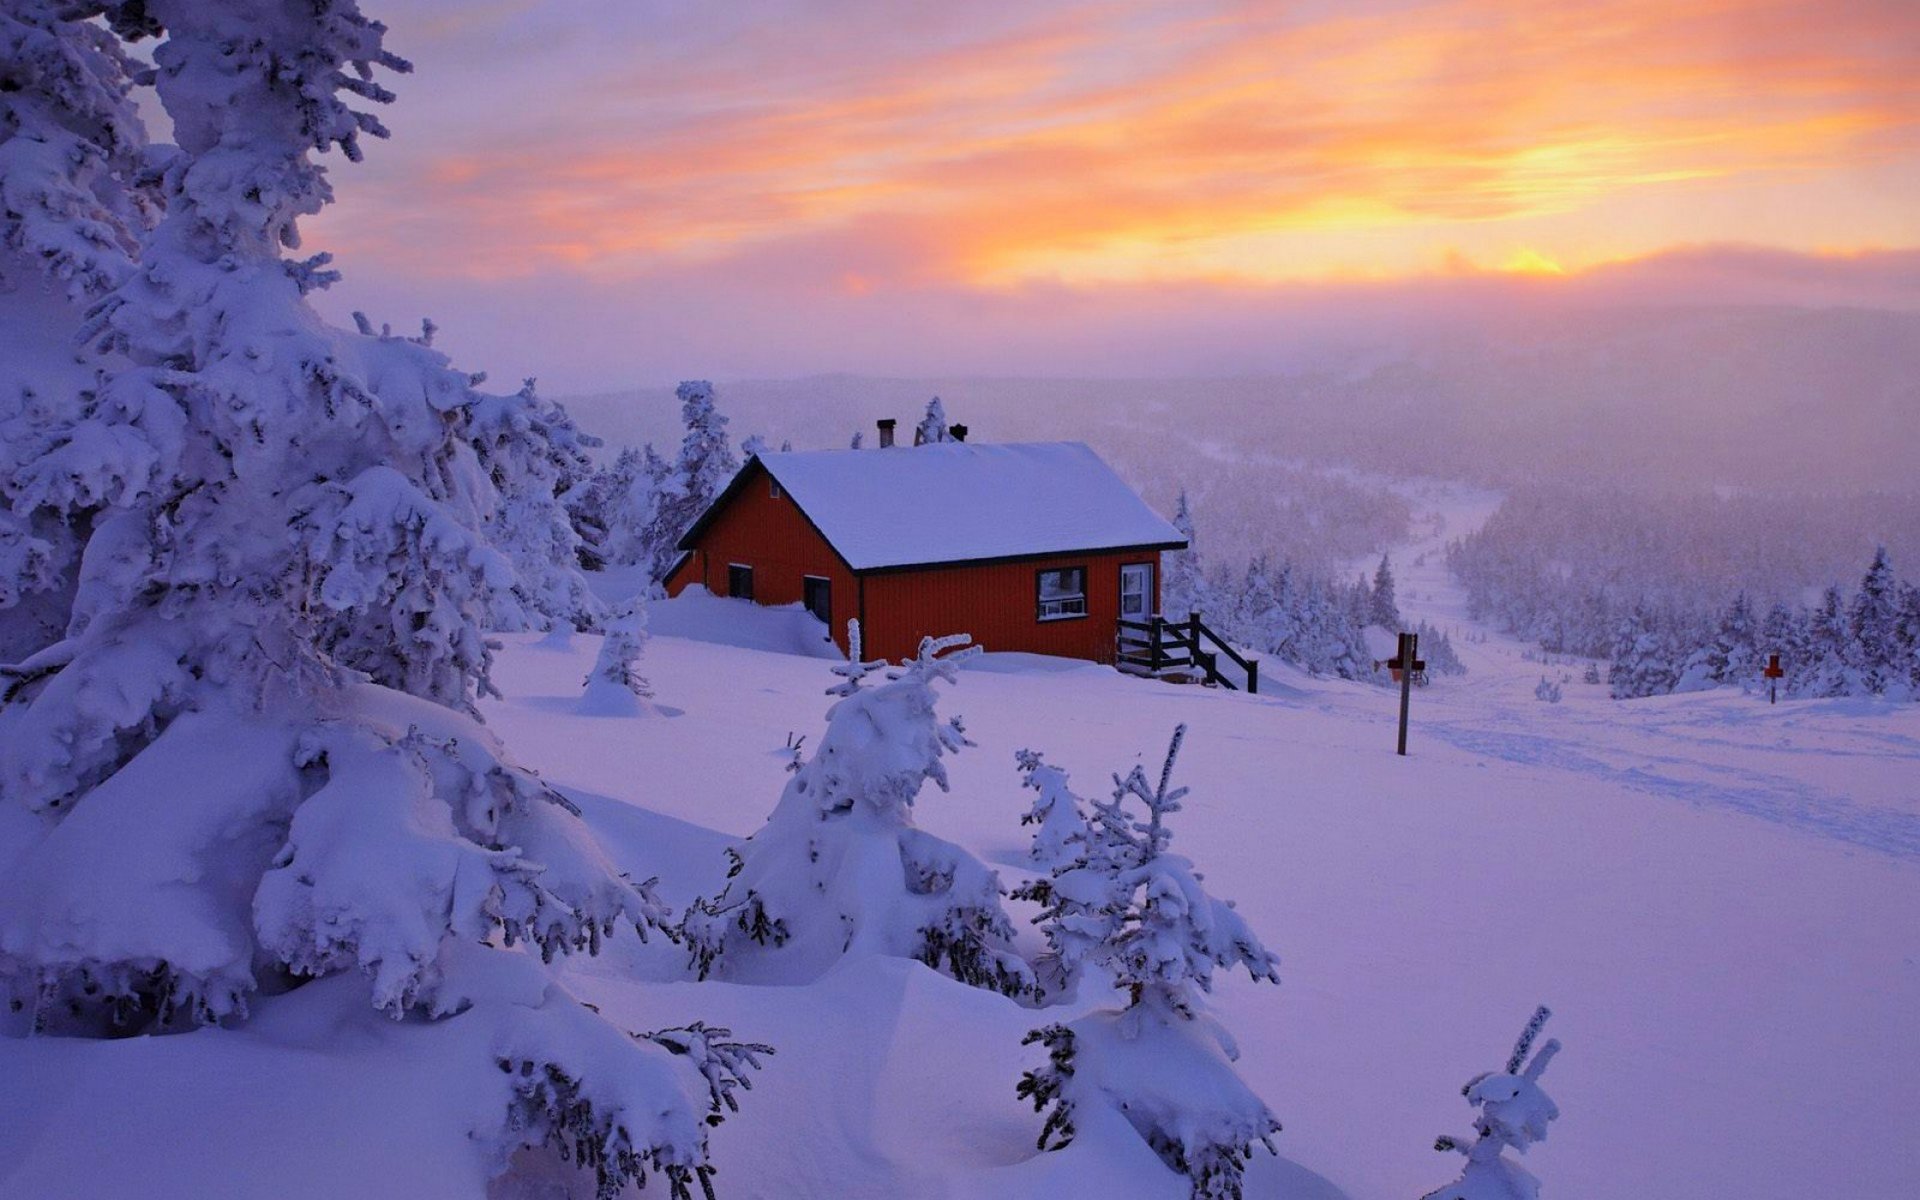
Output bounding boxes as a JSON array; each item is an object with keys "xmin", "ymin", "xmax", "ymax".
[
  {"xmin": 579, "ymin": 601, "xmax": 652, "ymax": 716},
  {"xmin": 682, "ymin": 624, "xmax": 1035, "ymax": 998},
  {"xmin": 1016, "ymin": 726, "xmax": 1281, "ymax": 1200},
  {"xmin": 1533, "ymin": 676, "xmax": 1562, "ymax": 704},
  {"xmin": 1421, "ymin": 1006, "xmax": 1562, "ymax": 1200}
]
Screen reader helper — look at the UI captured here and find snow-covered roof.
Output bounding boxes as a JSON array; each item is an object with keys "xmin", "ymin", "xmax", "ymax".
[{"xmin": 688, "ymin": 442, "xmax": 1185, "ymax": 571}]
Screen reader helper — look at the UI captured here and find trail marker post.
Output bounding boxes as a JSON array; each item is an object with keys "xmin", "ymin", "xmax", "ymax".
[
  {"xmin": 1763, "ymin": 653, "xmax": 1784, "ymax": 704},
  {"xmin": 1388, "ymin": 631, "xmax": 1425, "ymax": 756}
]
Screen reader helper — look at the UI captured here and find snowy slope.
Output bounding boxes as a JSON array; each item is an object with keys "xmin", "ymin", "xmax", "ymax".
[{"xmin": 4, "ymin": 580, "xmax": 1915, "ymax": 1199}]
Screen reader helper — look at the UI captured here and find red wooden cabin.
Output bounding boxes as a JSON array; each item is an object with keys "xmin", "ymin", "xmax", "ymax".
[{"xmin": 664, "ymin": 437, "xmax": 1185, "ymax": 665}]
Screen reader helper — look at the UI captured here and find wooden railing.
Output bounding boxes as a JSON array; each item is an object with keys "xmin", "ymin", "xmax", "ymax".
[{"xmin": 1116, "ymin": 611, "xmax": 1259, "ymax": 694}]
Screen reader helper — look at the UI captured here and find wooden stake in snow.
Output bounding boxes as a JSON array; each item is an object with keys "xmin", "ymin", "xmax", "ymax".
[{"xmin": 1390, "ymin": 631, "xmax": 1425, "ymax": 756}]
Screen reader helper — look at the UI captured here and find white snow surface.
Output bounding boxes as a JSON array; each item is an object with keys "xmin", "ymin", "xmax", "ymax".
[
  {"xmin": 750, "ymin": 441, "xmax": 1185, "ymax": 569},
  {"xmin": 4, "ymin": 491, "xmax": 1919, "ymax": 1199}
]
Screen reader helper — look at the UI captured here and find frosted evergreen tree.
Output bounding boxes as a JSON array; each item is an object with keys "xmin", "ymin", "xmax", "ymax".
[
  {"xmin": 1714, "ymin": 591, "xmax": 1760, "ymax": 688},
  {"xmin": 0, "ymin": 5, "xmax": 759, "ymax": 1192},
  {"xmin": 1163, "ymin": 488, "xmax": 1208, "ymax": 620},
  {"xmin": 682, "ymin": 624, "xmax": 1035, "ymax": 997},
  {"xmin": 1608, "ymin": 605, "xmax": 1676, "ymax": 699},
  {"xmin": 914, "ymin": 396, "xmax": 951, "ymax": 444},
  {"xmin": 594, "ymin": 443, "xmax": 668, "ymax": 572},
  {"xmin": 1421, "ymin": 1006, "xmax": 1562, "ymax": 1200},
  {"xmin": 740, "ymin": 432, "xmax": 769, "ymax": 459},
  {"xmin": 1850, "ymin": 546, "xmax": 1900, "ymax": 693},
  {"xmin": 849, "ymin": 429, "xmax": 864, "ymax": 449},
  {"xmin": 0, "ymin": 1, "xmax": 160, "ymax": 661},
  {"xmin": 1804, "ymin": 585, "xmax": 1861, "ymax": 697},
  {"xmin": 1532, "ymin": 676, "xmax": 1561, "ymax": 704},
  {"xmin": 458, "ymin": 373, "xmax": 602, "ymax": 632},
  {"xmin": 1018, "ymin": 726, "xmax": 1281, "ymax": 1200},
  {"xmin": 1014, "ymin": 749, "xmax": 1087, "ymax": 872},
  {"xmin": 1760, "ymin": 601, "xmax": 1802, "ymax": 683},
  {"xmin": 1895, "ymin": 583, "xmax": 1920, "ymax": 698},
  {"xmin": 636, "ymin": 381, "xmax": 737, "ymax": 582},
  {"xmin": 1230, "ymin": 555, "xmax": 1280, "ymax": 648},
  {"xmin": 1371, "ymin": 554, "xmax": 1400, "ymax": 628},
  {"xmin": 579, "ymin": 601, "xmax": 652, "ymax": 716}
]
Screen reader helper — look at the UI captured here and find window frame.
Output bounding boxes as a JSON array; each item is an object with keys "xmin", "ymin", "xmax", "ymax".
[
  {"xmin": 1035, "ymin": 565, "xmax": 1089, "ymax": 622},
  {"xmin": 727, "ymin": 562, "xmax": 755, "ymax": 601},
  {"xmin": 769, "ymin": 477, "xmax": 783, "ymax": 500},
  {"xmin": 1118, "ymin": 560, "xmax": 1156, "ymax": 621}
]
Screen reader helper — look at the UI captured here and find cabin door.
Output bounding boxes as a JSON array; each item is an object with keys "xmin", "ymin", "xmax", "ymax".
[
  {"xmin": 1120, "ymin": 562, "xmax": 1154, "ymax": 621},
  {"xmin": 803, "ymin": 576, "xmax": 832, "ymax": 625}
]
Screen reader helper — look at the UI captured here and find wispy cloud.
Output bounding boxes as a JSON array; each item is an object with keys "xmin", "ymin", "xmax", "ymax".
[{"xmin": 320, "ymin": 0, "xmax": 1919, "ymax": 285}]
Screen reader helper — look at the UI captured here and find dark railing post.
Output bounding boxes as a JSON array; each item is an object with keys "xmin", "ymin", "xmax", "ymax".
[
  {"xmin": 1189, "ymin": 611, "xmax": 1202, "ymax": 665},
  {"xmin": 1149, "ymin": 616, "xmax": 1163, "ymax": 673},
  {"xmin": 1247, "ymin": 657, "xmax": 1258, "ymax": 695}
]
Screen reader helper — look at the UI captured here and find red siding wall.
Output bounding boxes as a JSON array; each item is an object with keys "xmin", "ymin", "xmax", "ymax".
[
  {"xmin": 860, "ymin": 551, "xmax": 1162, "ymax": 664},
  {"xmin": 664, "ymin": 466, "xmax": 858, "ymax": 647},
  {"xmin": 666, "ymin": 465, "xmax": 1165, "ymax": 664}
]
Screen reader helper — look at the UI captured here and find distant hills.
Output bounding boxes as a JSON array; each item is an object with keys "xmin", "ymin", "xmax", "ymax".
[{"xmin": 560, "ymin": 305, "xmax": 1920, "ymax": 494}]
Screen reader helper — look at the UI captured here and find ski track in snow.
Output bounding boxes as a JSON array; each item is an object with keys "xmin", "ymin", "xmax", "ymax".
[{"xmin": 1365, "ymin": 477, "xmax": 1920, "ymax": 861}]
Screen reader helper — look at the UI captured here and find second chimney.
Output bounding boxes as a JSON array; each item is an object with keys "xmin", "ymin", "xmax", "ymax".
[
  {"xmin": 877, "ymin": 418, "xmax": 896, "ymax": 448},
  {"xmin": 949, "ymin": 423, "xmax": 968, "ymax": 442}
]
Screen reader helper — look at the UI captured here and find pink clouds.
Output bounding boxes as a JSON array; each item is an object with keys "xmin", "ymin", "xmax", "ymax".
[{"xmin": 302, "ymin": 0, "xmax": 1920, "ymax": 386}]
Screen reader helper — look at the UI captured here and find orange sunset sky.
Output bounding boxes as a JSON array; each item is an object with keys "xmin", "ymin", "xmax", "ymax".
[{"xmin": 308, "ymin": 0, "xmax": 1920, "ymax": 389}]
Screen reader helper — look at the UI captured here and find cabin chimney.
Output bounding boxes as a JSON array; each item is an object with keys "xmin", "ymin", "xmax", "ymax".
[
  {"xmin": 876, "ymin": 418, "xmax": 896, "ymax": 448},
  {"xmin": 949, "ymin": 424, "xmax": 968, "ymax": 442}
]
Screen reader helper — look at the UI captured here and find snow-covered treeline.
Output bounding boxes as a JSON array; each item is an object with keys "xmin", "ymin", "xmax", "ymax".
[
  {"xmin": 569, "ymin": 380, "xmax": 740, "ymax": 587},
  {"xmin": 1447, "ymin": 485, "xmax": 1920, "ymax": 659},
  {"xmin": 1166, "ymin": 492, "xmax": 1462, "ymax": 682},
  {"xmin": 1605, "ymin": 547, "xmax": 1920, "ymax": 700}
]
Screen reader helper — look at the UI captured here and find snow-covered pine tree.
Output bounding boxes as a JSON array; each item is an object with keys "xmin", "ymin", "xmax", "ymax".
[
  {"xmin": 453, "ymin": 372, "xmax": 602, "ymax": 633},
  {"xmin": 1760, "ymin": 601, "xmax": 1804, "ymax": 686},
  {"xmin": 0, "ymin": 0, "xmax": 160, "ymax": 662},
  {"xmin": 1371, "ymin": 554, "xmax": 1400, "ymax": 627},
  {"xmin": 1018, "ymin": 726, "xmax": 1281, "ymax": 1200},
  {"xmin": 1014, "ymin": 748, "xmax": 1087, "ymax": 873},
  {"xmin": 1420, "ymin": 1006, "xmax": 1562, "ymax": 1200},
  {"xmin": 740, "ymin": 432, "xmax": 769, "ymax": 459},
  {"xmin": 682, "ymin": 624, "xmax": 1035, "ymax": 997},
  {"xmin": 593, "ymin": 443, "xmax": 667, "ymax": 572},
  {"xmin": 1895, "ymin": 582, "xmax": 1920, "ymax": 699},
  {"xmin": 1713, "ymin": 591, "xmax": 1760, "ymax": 690},
  {"xmin": 1804, "ymin": 585, "xmax": 1861, "ymax": 698},
  {"xmin": 914, "ymin": 396, "xmax": 951, "ymax": 444},
  {"xmin": 579, "ymin": 601, "xmax": 652, "ymax": 716},
  {"xmin": 1533, "ymin": 675, "xmax": 1562, "ymax": 704},
  {"xmin": 0, "ymin": 5, "xmax": 758, "ymax": 1191},
  {"xmin": 1850, "ymin": 546, "xmax": 1900, "ymax": 694},
  {"xmin": 637, "ymin": 381, "xmax": 737, "ymax": 583},
  {"xmin": 1163, "ymin": 488, "xmax": 1208, "ymax": 620},
  {"xmin": 1229, "ymin": 555, "xmax": 1279, "ymax": 649}
]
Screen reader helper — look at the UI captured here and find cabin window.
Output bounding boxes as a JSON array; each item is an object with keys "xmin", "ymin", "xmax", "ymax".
[
  {"xmin": 728, "ymin": 563, "xmax": 755, "ymax": 600},
  {"xmin": 1036, "ymin": 566, "xmax": 1088, "ymax": 620},
  {"xmin": 769, "ymin": 478, "xmax": 783, "ymax": 499}
]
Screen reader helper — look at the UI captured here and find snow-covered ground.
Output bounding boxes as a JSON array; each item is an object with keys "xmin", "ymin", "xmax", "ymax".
[{"xmin": 5, "ymin": 494, "xmax": 1915, "ymax": 1200}]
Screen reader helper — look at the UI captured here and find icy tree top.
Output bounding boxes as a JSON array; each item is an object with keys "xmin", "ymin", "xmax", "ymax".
[
  {"xmin": 808, "ymin": 630, "xmax": 979, "ymax": 821},
  {"xmin": 1439, "ymin": 1006, "xmax": 1562, "ymax": 1162}
]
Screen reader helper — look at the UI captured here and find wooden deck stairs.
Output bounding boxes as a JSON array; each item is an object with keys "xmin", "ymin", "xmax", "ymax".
[{"xmin": 1117, "ymin": 612, "xmax": 1259, "ymax": 693}]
